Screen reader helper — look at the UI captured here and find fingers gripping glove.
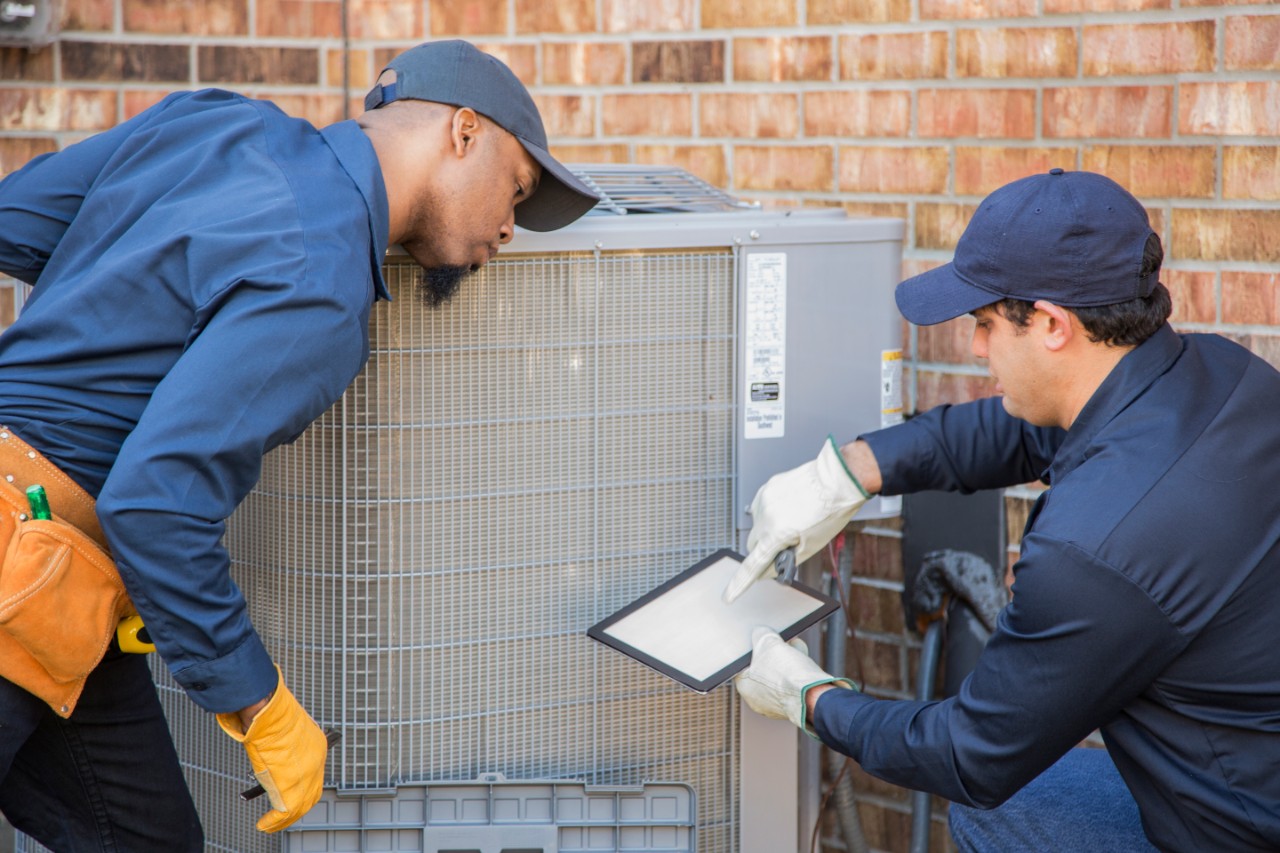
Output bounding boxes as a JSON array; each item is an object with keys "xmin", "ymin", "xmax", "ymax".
[
  {"xmin": 216, "ymin": 667, "xmax": 328, "ymax": 833},
  {"xmin": 734, "ymin": 628, "xmax": 855, "ymax": 736},
  {"xmin": 724, "ymin": 436, "xmax": 870, "ymax": 603}
]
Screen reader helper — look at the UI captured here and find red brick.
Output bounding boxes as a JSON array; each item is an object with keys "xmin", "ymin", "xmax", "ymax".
[
  {"xmin": 601, "ymin": 0, "xmax": 695, "ymax": 32},
  {"xmin": 808, "ymin": 0, "xmax": 909, "ymax": 23},
  {"xmin": 916, "ymin": 371, "xmax": 998, "ymax": 410},
  {"xmin": 516, "ymin": 0, "xmax": 594, "ymax": 33},
  {"xmin": 198, "ymin": 46, "xmax": 318, "ymax": 85},
  {"xmin": 543, "ymin": 42, "xmax": 627, "ymax": 86},
  {"xmin": 1180, "ymin": 82, "xmax": 1280, "ymax": 136},
  {"xmin": 1172, "ymin": 208, "xmax": 1280, "ymax": 263},
  {"xmin": 851, "ymin": 637, "xmax": 906, "ymax": 694},
  {"xmin": 0, "ymin": 47, "xmax": 54, "ymax": 81},
  {"xmin": 0, "ymin": 88, "xmax": 116, "ymax": 132},
  {"xmin": 633, "ymin": 40, "xmax": 724, "ymax": 83},
  {"xmin": 1224, "ymin": 146, "xmax": 1280, "ymax": 201},
  {"xmin": 1084, "ymin": 21, "xmax": 1215, "ymax": 76},
  {"xmin": 257, "ymin": 93, "xmax": 345, "ymax": 127},
  {"xmin": 733, "ymin": 36, "xmax": 833, "ymax": 82},
  {"xmin": 1163, "ymin": 269, "xmax": 1217, "ymax": 325},
  {"xmin": 841, "ymin": 200, "xmax": 910, "ymax": 220},
  {"xmin": 733, "ymin": 145, "xmax": 833, "ymax": 192},
  {"xmin": 839, "ymin": 32, "xmax": 947, "ymax": 80},
  {"xmin": 703, "ymin": 0, "xmax": 795, "ymax": 28},
  {"xmin": 921, "ymin": 0, "xmax": 1036, "ymax": 18},
  {"xmin": 917, "ymin": 316, "xmax": 983, "ymax": 365},
  {"xmin": 601, "ymin": 94, "xmax": 692, "ymax": 136},
  {"xmin": 346, "ymin": 0, "xmax": 421, "ymax": 41},
  {"xmin": 61, "ymin": 0, "xmax": 114, "ymax": 30},
  {"xmin": 429, "ymin": 0, "xmax": 504, "ymax": 34},
  {"xmin": 1044, "ymin": 86, "xmax": 1172, "ymax": 138},
  {"xmin": 839, "ymin": 146, "xmax": 949, "ymax": 193},
  {"xmin": 1081, "ymin": 145, "xmax": 1216, "ymax": 198},
  {"xmin": 124, "ymin": 0, "xmax": 247, "ymax": 34},
  {"xmin": 534, "ymin": 94, "xmax": 595, "ymax": 137},
  {"xmin": 916, "ymin": 202, "xmax": 977, "ymax": 250},
  {"xmin": 849, "ymin": 582, "xmax": 906, "ymax": 634},
  {"xmin": 636, "ymin": 144, "xmax": 728, "ymax": 188},
  {"xmin": 471, "ymin": 43, "xmax": 537, "ymax": 85},
  {"xmin": 1183, "ymin": 0, "xmax": 1271, "ymax": 6},
  {"xmin": 327, "ymin": 48, "xmax": 371, "ymax": 91},
  {"xmin": 1046, "ymin": 0, "xmax": 1168, "ymax": 10},
  {"xmin": 701, "ymin": 93, "xmax": 798, "ymax": 138},
  {"xmin": 123, "ymin": 90, "xmax": 169, "ymax": 119},
  {"xmin": 257, "ymin": 0, "xmax": 340, "ymax": 37},
  {"xmin": 804, "ymin": 91, "xmax": 910, "ymax": 137},
  {"xmin": 1222, "ymin": 272, "xmax": 1280, "ymax": 325},
  {"xmin": 919, "ymin": 89, "xmax": 1037, "ymax": 139},
  {"xmin": 956, "ymin": 27, "xmax": 1077, "ymax": 78},
  {"xmin": 955, "ymin": 147, "xmax": 1077, "ymax": 195},
  {"xmin": 0, "ymin": 137, "xmax": 56, "ymax": 176},
  {"xmin": 1226, "ymin": 15, "xmax": 1280, "ymax": 70},
  {"xmin": 549, "ymin": 143, "xmax": 630, "ymax": 163}
]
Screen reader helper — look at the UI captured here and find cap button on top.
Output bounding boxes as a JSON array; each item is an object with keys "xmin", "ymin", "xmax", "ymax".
[{"xmin": 1049, "ymin": 167, "xmax": 1065, "ymax": 175}]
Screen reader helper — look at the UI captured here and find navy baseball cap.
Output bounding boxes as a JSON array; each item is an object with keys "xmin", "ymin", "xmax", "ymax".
[
  {"xmin": 895, "ymin": 169, "xmax": 1159, "ymax": 326},
  {"xmin": 363, "ymin": 40, "xmax": 600, "ymax": 232}
]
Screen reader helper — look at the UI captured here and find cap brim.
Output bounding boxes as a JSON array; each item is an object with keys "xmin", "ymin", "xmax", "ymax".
[
  {"xmin": 514, "ymin": 143, "xmax": 601, "ymax": 232},
  {"xmin": 895, "ymin": 262, "xmax": 1005, "ymax": 326}
]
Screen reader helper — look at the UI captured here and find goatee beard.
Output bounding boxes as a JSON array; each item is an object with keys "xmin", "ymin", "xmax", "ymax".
[{"xmin": 417, "ymin": 264, "xmax": 472, "ymax": 308}]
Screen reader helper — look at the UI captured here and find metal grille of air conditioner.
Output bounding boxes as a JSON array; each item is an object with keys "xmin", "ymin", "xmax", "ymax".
[
  {"xmin": 152, "ymin": 248, "xmax": 742, "ymax": 852},
  {"xmin": 573, "ymin": 164, "xmax": 757, "ymax": 215}
]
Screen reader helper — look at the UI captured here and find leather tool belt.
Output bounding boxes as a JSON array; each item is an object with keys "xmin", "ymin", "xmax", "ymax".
[{"xmin": 0, "ymin": 427, "xmax": 136, "ymax": 717}]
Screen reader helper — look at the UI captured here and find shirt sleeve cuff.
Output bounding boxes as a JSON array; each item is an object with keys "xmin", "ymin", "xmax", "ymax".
[
  {"xmin": 811, "ymin": 682, "xmax": 877, "ymax": 752},
  {"xmin": 170, "ymin": 634, "xmax": 278, "ymax": 714}
]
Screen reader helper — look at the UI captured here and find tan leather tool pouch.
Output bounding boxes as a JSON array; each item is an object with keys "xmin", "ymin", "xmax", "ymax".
[{"xmin": 0, "ymin": 431, "xmax": 134, "ymax": 718}]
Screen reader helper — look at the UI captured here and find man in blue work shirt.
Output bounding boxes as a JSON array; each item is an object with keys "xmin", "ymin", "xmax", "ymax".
[
  {"xmin": 727, "ymin": 170, "xmax": 1280, "ymax": 852},
  {"xmin": 0, "ymin": 40, "xmax": 598, "ymax": 850}
]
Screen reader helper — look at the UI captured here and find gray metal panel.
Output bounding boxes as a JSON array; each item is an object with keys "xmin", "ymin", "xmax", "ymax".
[{"xmin": 733, "ymin": 233, "xmax": 903, "ymax": 534}]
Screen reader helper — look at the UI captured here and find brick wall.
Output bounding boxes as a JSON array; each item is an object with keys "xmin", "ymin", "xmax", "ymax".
[{"xmin": 2, "ymin": 1, "xmax": 1278, "ymax": 851}]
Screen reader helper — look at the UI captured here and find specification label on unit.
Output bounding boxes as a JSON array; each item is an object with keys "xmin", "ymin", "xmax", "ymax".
[
  {"xmin": 744, "ymin": 253, "xmax": 787, "ymax": 439},
  {"xmin": 880, "ymin": 349, "xmax": 904, "ymax": 514}
]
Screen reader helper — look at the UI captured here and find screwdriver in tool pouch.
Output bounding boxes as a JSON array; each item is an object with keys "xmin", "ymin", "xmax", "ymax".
[{"xmin": 25, "ymin": 484, "xmax": 51, "ymax": 520}]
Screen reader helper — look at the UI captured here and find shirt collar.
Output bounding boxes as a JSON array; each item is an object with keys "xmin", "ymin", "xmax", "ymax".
[
  {"xmin": 1046, "ymin": 323, "xmax": 1184, "ymax": 484},
  {"xmin": 320, "ymin": 120, "xmax": 392, "ymax": 302}
]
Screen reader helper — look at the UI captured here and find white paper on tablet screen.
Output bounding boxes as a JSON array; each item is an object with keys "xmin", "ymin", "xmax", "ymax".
[{"xmin": 588, "ymin": 549, "xmax": 838, "ymax": 692}]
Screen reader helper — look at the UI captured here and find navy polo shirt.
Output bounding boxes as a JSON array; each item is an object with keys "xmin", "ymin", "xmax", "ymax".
[
  {"xmin": 0, "ymin": 90, "xmax": 391, "ymax": 713},
  {"xmin": 815, "ymin": 325, "xmax": 1280, "ymax": 851}
]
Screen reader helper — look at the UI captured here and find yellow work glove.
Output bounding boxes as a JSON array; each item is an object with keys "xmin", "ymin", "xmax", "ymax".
[
  {"xmin": 724, "ymin": 436, "xmax": 870, "ymax": 603},
  {"xmin": 216, "ymin": 667, "xmax": 328, "ymax": 833},
  {"xmin": 734, "ymin": 628, "xmax": 855, "ymax": 736}
]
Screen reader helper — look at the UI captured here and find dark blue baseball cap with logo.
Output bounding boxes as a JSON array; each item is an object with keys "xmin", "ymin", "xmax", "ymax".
[
  {"xmin": 364, "ymin": 40, "xmax": 600, "ymax": 232},
  {"xmin": 895, "ymin": 169, "xmax": 1159, "ymax": 326}
]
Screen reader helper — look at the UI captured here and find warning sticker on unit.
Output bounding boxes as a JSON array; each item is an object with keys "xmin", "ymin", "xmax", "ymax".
[
  {"xmin": 744, "ymin": 253, "xmax": 786, "ymax": 439},
  {"xmin": 880, "ymin": 349, "xmax": 904, "ymax": 515}
]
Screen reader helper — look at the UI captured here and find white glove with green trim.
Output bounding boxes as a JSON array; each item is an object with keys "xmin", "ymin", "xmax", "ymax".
[
  {"xmin": 734, "ymin": 628, "xmax": 855, "ymax": 734},
  {"xmin": 724, "ymin": 436, "xmax": 870, "ymax": 604}
]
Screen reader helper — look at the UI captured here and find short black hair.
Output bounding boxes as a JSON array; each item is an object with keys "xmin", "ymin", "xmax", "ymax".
[{"xmin": 995, "ymin": 233, "xmax": 1171, "ymax": 347}]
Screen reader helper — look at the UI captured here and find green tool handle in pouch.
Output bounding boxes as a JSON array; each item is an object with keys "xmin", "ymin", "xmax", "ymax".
[{"xmin": 0, "ymin": 428, "xmax": 140, "ymax": 717}]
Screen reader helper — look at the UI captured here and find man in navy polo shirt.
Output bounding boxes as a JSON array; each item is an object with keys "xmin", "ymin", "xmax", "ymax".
[
  {"xmin": 0, "ymin": 40, "xmax": 598, "ymax": 849},
  {"xmin": 729, "ymin": 170, "xmax": 1280, "ymax": 852}
]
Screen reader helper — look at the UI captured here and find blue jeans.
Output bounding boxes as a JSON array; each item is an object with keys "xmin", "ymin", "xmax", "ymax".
[
  {"xmin": 0, "ymin": 645, "xmax": 202, "ymax": 852},
  {"xmin": 949, "ymin": 747, "xmax": 1158, "ymax": 853}
]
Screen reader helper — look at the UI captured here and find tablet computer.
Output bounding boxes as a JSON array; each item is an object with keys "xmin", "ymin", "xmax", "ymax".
[{"xmin": 587, "ymin": 548, "xmax": 840, "ymax": 693}]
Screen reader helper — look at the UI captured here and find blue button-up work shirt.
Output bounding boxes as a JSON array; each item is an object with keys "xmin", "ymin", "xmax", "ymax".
[
  {"xmin": 0, "ymin": 89, "xmax": 391, "ymax": 713},
  {"xmin": 815, "ymin": 325, "xmax": 1280, "ymax": 851}
]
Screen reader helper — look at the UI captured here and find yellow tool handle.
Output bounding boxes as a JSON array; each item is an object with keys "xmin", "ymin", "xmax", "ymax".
[{"xmin": 117, "ymin": 614, "xmax": 156, "ymax": 654}]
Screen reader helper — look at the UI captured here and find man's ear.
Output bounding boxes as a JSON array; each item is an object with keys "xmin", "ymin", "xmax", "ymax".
[
  {"xmin": 1033, "ymin": 300, "xmax": 1076, "ymax": 352},
  {"xmin": 449, "ymin": 107, "xmax": 483, "ymax": 158}
]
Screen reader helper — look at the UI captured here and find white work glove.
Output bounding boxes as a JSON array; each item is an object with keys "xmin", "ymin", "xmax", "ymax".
[
  {"xmin": 734, "ymin": 628, "xmax": 855, "ymax": 734},
  {"xmin": 724, "ymin": 436, "xmax": 870, "ymax": 603}
]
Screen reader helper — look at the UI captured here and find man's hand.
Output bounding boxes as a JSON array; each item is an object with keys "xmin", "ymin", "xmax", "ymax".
[
  {"xmin": 724, "ymin": 436, "xmax": 873, "ymax": 603},
  {"xmin": 734, "ymin": 628, "xmax": 855, "ymax": 733},
  {"xmin": 216, "ymin": 667, "xmax": 328, "ymax": 833}
]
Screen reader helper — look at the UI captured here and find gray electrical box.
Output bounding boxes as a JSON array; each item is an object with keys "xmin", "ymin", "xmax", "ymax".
[{"xmin": 0, "ymin": 0, "xmax": 60, "ymax": 47}]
